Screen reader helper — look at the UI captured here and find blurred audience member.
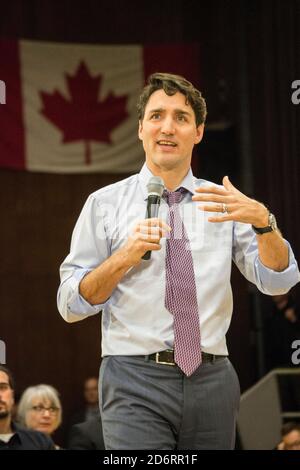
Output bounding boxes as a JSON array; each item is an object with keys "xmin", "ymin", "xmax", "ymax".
[
  {"xmin": 17, "ymin": 384, "xmax": 62, "ymax": 449},
  {"xmin": 277, "ymin": 422, "xmax": 300, "ymax": 450},
  {"xmin": 0, "ymin": 366, "xmax": 54, "ymax": 450},
  {"xmin": 68, "ymin": 416, "xmax": 105, "ymax": 450},
  {"xmin": 69, "ymin": 376, "xmax": 100, "ymax": 426}
]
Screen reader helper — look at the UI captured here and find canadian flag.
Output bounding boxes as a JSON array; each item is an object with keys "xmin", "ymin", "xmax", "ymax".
[{"xmin": 0, "ymin": 40, "xmax": 200, "ymax": 173}]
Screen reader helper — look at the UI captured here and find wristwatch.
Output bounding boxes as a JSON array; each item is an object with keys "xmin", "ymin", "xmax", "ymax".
[{"xmin": 252, "ymin": 212, "xmax": 278, "ymax": 234}]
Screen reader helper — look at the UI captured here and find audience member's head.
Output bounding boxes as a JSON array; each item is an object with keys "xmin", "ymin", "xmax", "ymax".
[
  {"xmin": 83, "ymin": 377, "xmax": 98, "ymax": 406},
  {"xmin": 0, "ymin": 369, "xmax": 56, "ymax": 449},
  {"xmin": 278, "ymin": 422, "xmax": 300, "ymax": 450},
  {"xmin": 272, "ymin": 294, "xmax": 298, "ymax": 323},
  {"xmin": 17, "ymin": 384, "xmax": 62, "ymax": 437},
  {"xmin": 0, "ymin": 365, "xmax": 15, "ymax": 425},
  {"xmin": 272, "ymin": 294, "xmax": 290, "ymax": 310}
]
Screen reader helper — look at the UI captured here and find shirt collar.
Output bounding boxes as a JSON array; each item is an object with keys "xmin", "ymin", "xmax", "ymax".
[
  {"xmin": 138, "ymin": 163, "xmax": 195, "ymax": 201},
  {"xmin": 0, "ymin": 422, "xmax": 21, "ymax": 445}
]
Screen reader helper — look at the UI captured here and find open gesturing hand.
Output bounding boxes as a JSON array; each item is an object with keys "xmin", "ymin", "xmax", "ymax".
[{"xmin": 192, "ymin": 176, "xmax": 269, "ymax": 227}]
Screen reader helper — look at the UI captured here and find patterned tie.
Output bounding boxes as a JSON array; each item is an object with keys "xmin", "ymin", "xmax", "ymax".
[{"xmin": 164, "ymin": 188, "xmax": 202, "ymax": 376}]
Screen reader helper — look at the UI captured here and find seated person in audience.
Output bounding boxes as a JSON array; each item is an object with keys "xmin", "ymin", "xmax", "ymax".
[
  {"xmin": 17, "ymin": 384, "xmax": 62, "ymax": 449},
  {"xmin": 0, "ymin": 366, "xmax": 55, "ymax": 450},
  {"xmin": 277, "ymin": 422, "xmax": 300, "ymax": 450},
  {"xmin": 69, "ymin": 376, "xmax": 100, "ymax": 426},
  {"xmin": 68, "ymin": 416, "xmax": 105, "ymax": 450}
]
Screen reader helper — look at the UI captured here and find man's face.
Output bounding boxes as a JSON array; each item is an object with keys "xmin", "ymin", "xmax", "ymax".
[
  {"xmin": 84, "ymin": 378, "xmax": 99, "ymax": 405},
  {"xmin": 0, "ymin": 371, "xmax": 14, "ymax": 419},
  {"xmin": 283, "ymin": 430, "xmax": 300, "ymax": 450},
  {"xmin": 138, "ymin": 89, "xmax": 204, "ymax": 175}
]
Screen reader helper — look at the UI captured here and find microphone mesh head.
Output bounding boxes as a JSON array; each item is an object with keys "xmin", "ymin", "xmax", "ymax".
[{"xmin": 147, "ymin": 176, "xmax": 165, "ymax": 197}]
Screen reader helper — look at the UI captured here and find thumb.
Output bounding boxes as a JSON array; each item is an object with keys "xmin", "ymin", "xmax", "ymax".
[{"xmin": 222, "ymin": 175, "xmax": 236, "ymax": 191}]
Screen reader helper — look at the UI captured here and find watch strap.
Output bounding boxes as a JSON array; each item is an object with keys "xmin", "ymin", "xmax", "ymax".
[{"xmin": 252, "ymin": 224, "xmax": 273, "ymax": 234}]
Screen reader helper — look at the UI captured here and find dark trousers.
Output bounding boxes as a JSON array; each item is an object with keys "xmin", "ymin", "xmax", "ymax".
[{"xmin": 99, "ymin": 355, "xmax": 240, "ymax": 450}]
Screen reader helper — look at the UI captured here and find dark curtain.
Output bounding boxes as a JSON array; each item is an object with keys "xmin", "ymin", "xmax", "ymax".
[{"xmin": 244, "ymin": 0, "xmax": 300, "ymax": 259}]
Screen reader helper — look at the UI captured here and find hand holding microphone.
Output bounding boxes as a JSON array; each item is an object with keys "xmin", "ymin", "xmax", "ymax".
[
  {"xmin": 142, "ymin": 176, "xmax": 165, "ymax": 260},
  {"xmin": 121, "ymin": 177, "xmax": 170, "ymax": 266}
]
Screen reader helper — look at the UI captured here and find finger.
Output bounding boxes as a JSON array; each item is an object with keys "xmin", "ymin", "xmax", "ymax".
[
  {"xmin": 207, "ymin": 214, "xmax": 232, "ymax": 223},
  {"xmin": 222, "ymin": 175, "xmax": 234, "ymax": 189},
  {"xmin": 139, "ymin": 230, "xmax": 168, "ymax": 241},
  {"xmin": 197, "ymin": 204, "xmax": 230, "ymax": 213},
  {"xmin": 134, "ymin": 229, "xmax": 166, "ymax": 243},
  {"xmin": 137, "ymin": 235, "xmax": 163, "ymax": 247},
  {"xmin": 137, "ymin": 225, "xmax": 169, "ymax": 239},
  {"xmin": 138, "ymin": 226, "xmax": 161, "ymax": 235},
  {"xmin": 140, "ymin": 233, "xmax": 160, "ymax": 242},
  {"xmin": 194, "ymin": 185, "xmax": 228, "ymax": 196},
  {"xmin": 222, "ymin": 176, "xmax": 241, "ymax": 195},
  {"xmin": 134, "ymin": 219, "xmax": 170, "ymax": 234},
  {"xmin": 144, "ymin": 218, "xmax": 171, "ymax": 231},
  {"xmin": 192, "ymin": 194, "xmax": 233, "ymax": 203},
  {"xmin": 143, "ymin": 242, "xmax": 162, "ymax": 252}
]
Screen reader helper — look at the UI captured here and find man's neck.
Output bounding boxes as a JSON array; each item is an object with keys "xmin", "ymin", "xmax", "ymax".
[
  {"xmin": 0, "ymin": 416, "xmax": 12, "ymax": 434},
  {"xmin": 146, "ymin": 163, "xmax": 190, "ymax": 191}
]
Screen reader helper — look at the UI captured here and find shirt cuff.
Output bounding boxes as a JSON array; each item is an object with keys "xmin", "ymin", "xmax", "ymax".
[
  {"xmin": 67, "ymin": 269, "xmax": 106, "ymax": 315},
  {"xmin": 255, "ymin": 241, "xmax": 300, "ymax": 294}
]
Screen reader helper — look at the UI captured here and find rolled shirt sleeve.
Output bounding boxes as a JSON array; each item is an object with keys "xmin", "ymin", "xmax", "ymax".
[
  {"xmin": 233, "ymin": 221, "xmax": 300, "ymax": 295},
  {"xmin": 254, "ymin": 242, "xmax": 300, "ymax": 294},
  {"xmin": 57, "ymin": 194, "xmax": 110, "ymax": 323}
]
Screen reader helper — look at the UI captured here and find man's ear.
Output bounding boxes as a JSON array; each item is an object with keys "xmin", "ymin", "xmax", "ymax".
[
  {"xmin": 138, "ymin": 120, "xmax": 143, "ymax": 141},
  {"xmin": 195, "ymin": 123, "xmax": 204, "ymax": 144}
]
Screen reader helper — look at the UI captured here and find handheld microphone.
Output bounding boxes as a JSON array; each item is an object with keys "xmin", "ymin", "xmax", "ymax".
[{"xmin": 142, "ymin": 176, "xmax": 165, "ymax": 260}]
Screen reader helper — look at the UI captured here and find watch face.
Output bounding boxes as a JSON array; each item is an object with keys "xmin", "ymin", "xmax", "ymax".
[{"xmin": 269, "ymin": 213, "xmax": 277, "ymax": 230}]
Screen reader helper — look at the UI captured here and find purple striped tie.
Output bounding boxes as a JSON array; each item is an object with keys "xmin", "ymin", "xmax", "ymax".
[{"xmin": 164, "ymin": 188, "xmax": 202, "ymax": 376}]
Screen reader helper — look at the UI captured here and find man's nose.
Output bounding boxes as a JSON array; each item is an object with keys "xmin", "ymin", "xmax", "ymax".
[{"xmin": 161, "ymin": 117, "xmax": 175, "ymax": 134}]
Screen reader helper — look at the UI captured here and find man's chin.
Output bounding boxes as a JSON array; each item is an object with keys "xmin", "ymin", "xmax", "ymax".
[{"xmin": 152, "ymin": 158, "xmax": 181, "ymax": 172}]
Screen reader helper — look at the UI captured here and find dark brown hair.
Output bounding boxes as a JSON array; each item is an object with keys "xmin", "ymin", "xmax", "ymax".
[
  {"xmin": 281, "ymin": 421, "xmax": 300, "ymax": 437},
  {"xmin": 137, "ymin": 72, "xmax": 207, "ymax": 126},
  {"xmin": 0, "ymin": 365, "xmax": 15, "ymax": 390}
]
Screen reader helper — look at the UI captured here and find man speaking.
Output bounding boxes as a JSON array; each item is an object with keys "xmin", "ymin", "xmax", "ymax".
[{"xmin": 58, "ymin": 72, "xmax": 300, "ymax": 449}]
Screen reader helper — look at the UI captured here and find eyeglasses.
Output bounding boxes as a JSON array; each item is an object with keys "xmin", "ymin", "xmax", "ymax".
[{"xmin": 31, "ymin": 405, "xmax": 59, "ymax": 415}]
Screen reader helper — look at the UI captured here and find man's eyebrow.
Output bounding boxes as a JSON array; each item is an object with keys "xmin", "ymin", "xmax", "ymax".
[
  {"xmin": 147, "ymin": 108, "xmax": 192, "ymax": 116},
  {"xmin": 174, "ymin": 109, "xmax": 192, "ymax": 117},
  {"xmin": 147, "ymin": 107, "xmax": 164, "ymax": 114}
]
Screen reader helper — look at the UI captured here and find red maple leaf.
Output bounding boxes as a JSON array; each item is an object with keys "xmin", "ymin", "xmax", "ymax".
[{"xmin": 40, "ymin": 62, "xmax": 128, "ymax": 165}]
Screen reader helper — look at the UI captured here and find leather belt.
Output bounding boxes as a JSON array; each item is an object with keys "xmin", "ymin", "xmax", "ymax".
[{"xmin": 147, "ymin": 349, "xmax": 227, "ymax": 366}]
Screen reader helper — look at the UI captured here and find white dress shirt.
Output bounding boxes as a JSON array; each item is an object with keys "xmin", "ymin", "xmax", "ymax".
[{"xmin": 57, "ymin": 164, "xmax": 300, "ymax": 356}]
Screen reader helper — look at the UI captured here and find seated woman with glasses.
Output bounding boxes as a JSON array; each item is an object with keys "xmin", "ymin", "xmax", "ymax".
[{"xmin": 17, "ymin": 384, "xmax": 62, "ymax": 449}]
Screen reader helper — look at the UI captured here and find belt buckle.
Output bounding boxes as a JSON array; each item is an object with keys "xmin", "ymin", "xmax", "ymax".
[{"xmin": 155, "ymin": 351, "xmax": 175, "ymax": 366}]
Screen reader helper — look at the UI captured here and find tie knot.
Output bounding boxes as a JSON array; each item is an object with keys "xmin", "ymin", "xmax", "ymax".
[{"xmin": 164, "ymin": 187, "xmax": 186, "ymax": 206}]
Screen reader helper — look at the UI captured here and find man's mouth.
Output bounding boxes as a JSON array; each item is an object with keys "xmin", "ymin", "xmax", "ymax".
[{"xmin": 157, "ymin": 140, "xmax": 177, "ymax": 147}]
